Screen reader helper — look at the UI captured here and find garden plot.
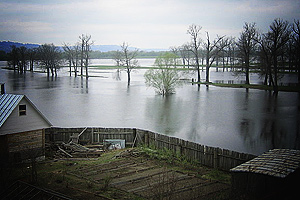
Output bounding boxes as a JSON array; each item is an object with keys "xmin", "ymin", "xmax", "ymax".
[{"xmin": 68, "ymin": 150, "xmax": 229, "ymax": 199}]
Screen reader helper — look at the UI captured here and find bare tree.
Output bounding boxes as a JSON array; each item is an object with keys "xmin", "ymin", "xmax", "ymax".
[
  {"xmin": 113, "ymin": 50, "xmax": 122, "ymax": 67},
  {"xmin": 79, "ymin": 34, "xmax": 93, "ymax": 78},
  {"xmin": 28, "ymin": 48, "xmax": 37, "ymax": 72},
  {"xmin": 268, "ymin": 19, "xmax": 291, "ymax": 92},
  {"xmin": 227, "ymin": 37, "xmax": 237, "ymax": 71},
  {"xmin": 7, "ymin": 45, "xmax": 19, "ymax": 71},
  {"xmin": 63, "ymin": 43, "xmax": 73, "ymax": 76},
  {"xmin": 118, "ymin": 42, "xmax": 139, "ymax": 85},
  {"xmin": 203, "ymin": 32, "xmax": 229, "ymax": 83},
  {"xmin": 37, "ymin": 44, "xmax": 61, "ymax": 76},
  {"xmin": 169, "ymin": 46, "xmax": 180, "ymax": 66},
  {"xmin": 112, "ymin": 50, "xmax": 122, "ymax": 80},
  {"xmin": 179, "ymin": 43, "xmax": 193, "ymax": 68},
  {"xmin": 63, "ymin": 43, "xmax": 81, "ymax": 77},
  {"xmin": 257, "ymin": 35, "xmax": 274, "ymax": 86},
  {"xmin": 292, "ymin": 19, "xmax": 300, "ymax": 83},
  {"xmin": 187, "ymin": 24, "xmax": 202, "ymax": 83},
  {"xmin": 257, "ymin": 19, "xmax": 291, "ymax": 93},
  {"xmin": 237, "ymin": 22, "xmax": 259, "ymax": 84},
  {"xmin": 18, "ymin": 46, "xmax": 28, "ymax": 73}
]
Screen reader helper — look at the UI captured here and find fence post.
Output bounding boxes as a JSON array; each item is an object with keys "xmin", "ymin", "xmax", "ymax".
[
  {"xmin": 213, "ymin": 148, "xmax": 218, "ymax": 169},
  {"xmin": 144, "ymin": 131, "xmax": 149, "ymax": 147}
]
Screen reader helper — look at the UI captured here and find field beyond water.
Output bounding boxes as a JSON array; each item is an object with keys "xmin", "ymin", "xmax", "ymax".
[{"xmin": 1, "ymin": 147, "xmax": 231, "ymax": 200}]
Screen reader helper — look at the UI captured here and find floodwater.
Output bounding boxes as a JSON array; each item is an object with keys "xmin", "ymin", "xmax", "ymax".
[{"xmin": 0, "ymin": 59, "xmax": 299, "ymax": 155}]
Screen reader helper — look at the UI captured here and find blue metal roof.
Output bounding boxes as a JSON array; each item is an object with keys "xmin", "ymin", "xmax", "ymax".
[
  {"xmin": 0, "ymin": 94, "xmax": 24, "ymax": 127},
  {"xmin": 0, "ymin": 93, "xmax": 52, "ymax": 129}
]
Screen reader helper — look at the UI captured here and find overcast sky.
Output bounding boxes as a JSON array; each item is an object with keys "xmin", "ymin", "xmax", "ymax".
[{"xmin": 0, "ymin": 0, "xmax": 299, "ymax": 49}]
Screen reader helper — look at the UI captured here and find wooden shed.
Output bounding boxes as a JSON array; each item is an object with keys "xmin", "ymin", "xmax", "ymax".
[
  {"xmin": 230, "ymin": 149, "xmax": 300, "ymax": 199},
  {"xmin": 0, "ymin": 93, "xmax": 52, "ymax": 163}
]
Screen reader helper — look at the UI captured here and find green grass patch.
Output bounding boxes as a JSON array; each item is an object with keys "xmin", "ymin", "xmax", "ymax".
[{"xmin": 197, "ymin": 82, "xmax": 300, "ymax": 92}]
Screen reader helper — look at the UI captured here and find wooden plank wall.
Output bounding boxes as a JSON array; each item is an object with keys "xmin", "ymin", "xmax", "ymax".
[
  {"xmin": 145, "ymin": 131, "xmax": 256, "ymax": 171},
  {"xmin": 45, "ymin": 127, "xmax": 256, "ymax": 171}
]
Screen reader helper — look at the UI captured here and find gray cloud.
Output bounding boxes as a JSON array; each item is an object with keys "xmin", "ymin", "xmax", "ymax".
[{"xmin": 0, "ymin": 0, "xmax": 299, "ymax": 48}]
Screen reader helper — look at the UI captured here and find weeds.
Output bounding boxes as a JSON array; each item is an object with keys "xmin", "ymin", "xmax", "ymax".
[
  {"xmin": 147, "ymin": 167, "xmax": 178, "ymax": 200},
  {"xmin": 100, "ymin": 174, "xmax": 113, "ymax": 191}
]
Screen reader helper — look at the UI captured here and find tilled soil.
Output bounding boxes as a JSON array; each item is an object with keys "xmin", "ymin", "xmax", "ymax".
[{"xmin": 68, "ymin": 149, "xmax": 230, "ymax": 199}]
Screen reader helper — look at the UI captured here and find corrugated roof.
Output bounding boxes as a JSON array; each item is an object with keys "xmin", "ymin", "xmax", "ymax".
[
  {"xmin": 0, "ymin": 94, "xmax": 24, "ymax": 127},
  {"xmin": 0, "ymin": 93, "xmax": 52, "ymax": 129},
  {"xmin": 230, "ymin": 149, "xmax": 300, "ymax": 178}
]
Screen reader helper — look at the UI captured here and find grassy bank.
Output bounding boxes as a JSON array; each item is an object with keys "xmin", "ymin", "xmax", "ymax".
[{"xmin": 197, "ymin": 82, "xmax": 300, "ymax": 93}]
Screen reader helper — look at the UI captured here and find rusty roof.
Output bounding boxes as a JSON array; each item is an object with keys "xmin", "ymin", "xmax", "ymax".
[{"xmin": 230, "ymin": 149, "xmax": 300, "ymax": 178}]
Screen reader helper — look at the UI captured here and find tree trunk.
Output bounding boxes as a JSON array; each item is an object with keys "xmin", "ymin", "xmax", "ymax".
[
  {"xmin": 69, "ymin": 60, "xmax": 72, "ymax": 76},
  {"xmin": 245, "ymin": 56, "xmax": 250, "ymax": 85},
  {"xmin": 127, "ymin": 69, "xmax": 131, "ymax": 85},
  {"xmin": 273, "ymin": 56, "xmax": 278, "ymax": 93},
  {"xmin": 205, "ymin": 54, "xmax": 210, "ymax": 83},
  {"xmin": 206, "ymin": 65, "xmax": 210, "ymax": 83},
  {"xmin": 85, "ymin": 62, "xmax": 88, "ymax": 78}
]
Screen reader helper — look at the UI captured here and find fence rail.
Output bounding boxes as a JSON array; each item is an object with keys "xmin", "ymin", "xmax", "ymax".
[{"xmin": 45, "ymin": 127, "xmax": 256, "ymax": 171}]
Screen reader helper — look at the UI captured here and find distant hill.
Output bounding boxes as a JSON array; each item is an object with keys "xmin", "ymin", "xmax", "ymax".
[
  {"xmin": 0, "ymin": 41, "xmax": 167, "ymax": 53},
  {"xmin": 0, "ymin": 41, "xmax": 40, "ymax": 53},
  {"xmin": 92, "ymin": 45, "xmax": 121, "ymax": 52}
]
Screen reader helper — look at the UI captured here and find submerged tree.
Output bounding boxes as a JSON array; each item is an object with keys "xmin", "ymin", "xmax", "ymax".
[
  {"xmin": 187, "ymin": 24, "xmax": 202, "ymax": 83},
  {"xmin": 118, "ymin": 42, "xmax": 139, "ymax": 85},
  {"xmin": 237, "ymin": 22, "xmax": 258, "ymax": 84},
  {"xmin": 79, "ymin": 34, "xmax": 93, "ymax": 78},
  {"xmin": 37, "ymin": 44, "xmax": 61, "ymax": 76},
  {"xmin": 256, "ymin": 18, "xmax": 291, "ymax": 93},
  {"xmin": 291, "ymin": 19, "xmax": 300, "ymax": 83},
  {"xmin": 144, "ymin": 52, "xmax": 182, "ymax": 96},
  {"xmin": 203, "ymin": 32, "xmax": 229, "ymax": 83},
  {"xmin": 63, "ymin": 42, "xmax": 81, "ymax": 77}
]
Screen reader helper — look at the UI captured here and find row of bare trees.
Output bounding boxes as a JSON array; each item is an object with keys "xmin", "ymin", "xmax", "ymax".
[
  {"xmin": 7, "ymin": 44, "xmax": 61, "ymax": 76},
  {"xmin": 236, "ymin": 19, "xmax": 300, "ymax": 92},
  {"xmin": 63, "ymin": 34, "xmax": 93, "ymax": 78},
  {"xmin": 181, "ymin": 18, "xmax": 300, "ymax": 92},
  {"xmin": 7, "ymin": 34, "xmax": 93, "ymax": 77},
  {"xmin": 185, "ymin": 24, "xmax": 233, "ymax": 84}
]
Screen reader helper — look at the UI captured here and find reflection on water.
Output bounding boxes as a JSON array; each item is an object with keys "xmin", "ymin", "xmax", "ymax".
[{"xmin": 0, "ymin": 63, "xmax": 299, "ymax": 155}]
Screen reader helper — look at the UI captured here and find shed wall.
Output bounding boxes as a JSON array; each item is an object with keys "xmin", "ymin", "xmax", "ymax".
[
  {"xmin": 231, "ymin": 171, "xmax": 300, "ymax": 199},
  {"xmin": 0, "ymin": 129, "xmax": 45, "ymax": 163}
]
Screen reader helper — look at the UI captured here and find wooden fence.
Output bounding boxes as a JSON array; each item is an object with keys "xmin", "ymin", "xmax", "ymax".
[{"xmin": 45, "ymin": 127, "xmax": 256, "ymax": 171}]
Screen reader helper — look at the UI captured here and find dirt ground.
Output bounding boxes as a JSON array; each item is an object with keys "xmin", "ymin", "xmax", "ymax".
[
  {"xmin": 66, "ymin": 148, "xmax": 230, "ymax": 199},
  {"xmin": 1, "ymin": 148, "xmax": 231, "ymax": 200}
]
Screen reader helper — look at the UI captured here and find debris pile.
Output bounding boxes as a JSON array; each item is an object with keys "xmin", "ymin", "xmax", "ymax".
[
  {"xmin": 114, "ymin": 148, "xmax": 141, "ymax": 159},
  {"xmin": 47, "ymin": 142, "xmax": 103, "ymax": 159}
]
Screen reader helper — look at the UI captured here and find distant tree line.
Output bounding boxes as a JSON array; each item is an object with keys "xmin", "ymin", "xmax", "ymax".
[
  {"xmin": 3, "ymin": 18, "xmax": 300, "ymax": 92},
  {"xmin": 93, "ymin": 50, "xmax": 166, "ymax": 59},
  {"xmin": 166, "ymin": 18, "xmax": 299, "ymax": 93},
  {"xmin": 5, "ymin": 34, "xmax": 93, "ymax": 77},
  {"xmin": 145, "ymin": 18, "xmax": 299, "ymax": 95},
  {"xmin": 6, "ymin": 44, "xmax": 61, "ymax": 76}
]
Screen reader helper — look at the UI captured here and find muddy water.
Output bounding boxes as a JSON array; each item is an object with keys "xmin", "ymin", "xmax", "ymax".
[{"xmin": 1, "ymin": 60, "xmax": 299, "ymax": 155}]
